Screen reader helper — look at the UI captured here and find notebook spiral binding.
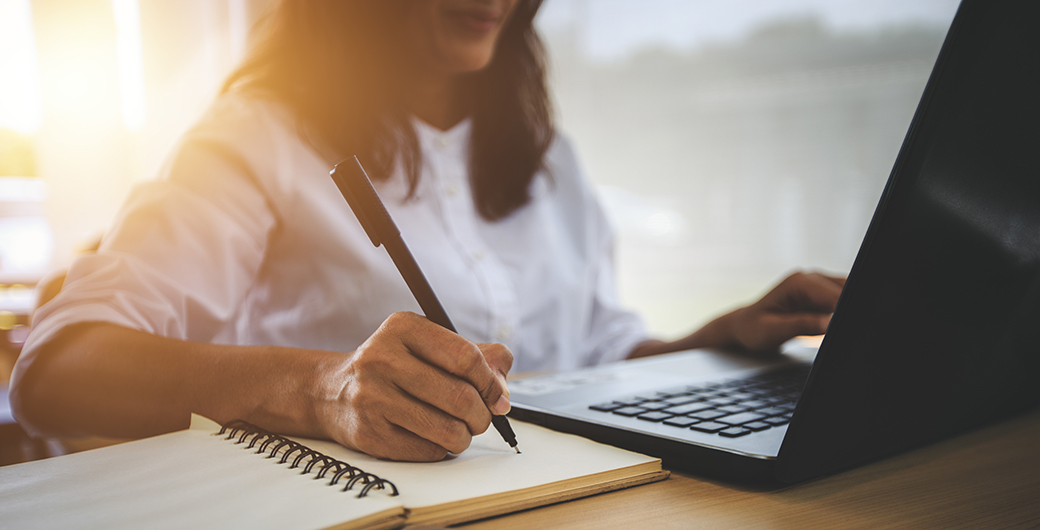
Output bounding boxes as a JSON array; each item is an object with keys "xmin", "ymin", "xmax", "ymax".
[{"xmin": 217, "ymin": 420, "xmax": 399, "ymax": 498}]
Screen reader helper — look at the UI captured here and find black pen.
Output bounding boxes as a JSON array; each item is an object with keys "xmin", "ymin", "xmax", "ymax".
[{"xmin": 330, "ymin": 156, "xmax": 520, "ymax": 454}]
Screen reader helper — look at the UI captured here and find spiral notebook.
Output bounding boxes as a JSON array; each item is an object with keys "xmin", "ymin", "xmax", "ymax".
[{"xmin": 0, "ymin": 415, "xmax": 666, "ymax": 529}]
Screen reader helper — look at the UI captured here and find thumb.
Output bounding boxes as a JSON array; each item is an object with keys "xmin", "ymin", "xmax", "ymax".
[
  {"xmin": 477, "ymin": 343, "xmax": 513, "ymax": 413},
  {"xmin": 747, "ymin": 313, "xmax": 831, "ymax": 352}
]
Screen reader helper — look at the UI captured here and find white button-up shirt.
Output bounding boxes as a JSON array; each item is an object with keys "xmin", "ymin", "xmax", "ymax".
[{"xmin": 14, "ymin": 94, "xmax": 649, "ymax": 409}]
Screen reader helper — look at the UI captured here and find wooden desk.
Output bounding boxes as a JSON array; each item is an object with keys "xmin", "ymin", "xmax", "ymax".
[{"xmin": 461, "ymin": 409, "xmax": 1040, "ymax": 529}]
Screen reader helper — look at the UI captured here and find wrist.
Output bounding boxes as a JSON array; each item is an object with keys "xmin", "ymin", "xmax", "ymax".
[
  {"xmin": 301, "ymin": 348, "xmax": 355, "ymax": 440},
  {"xmin": 203, "ymin": 346, "xmax": 337, "ymax": 439},
  {"xmin": 685, "ymin": 310, "xmax": 744, "ymax": 352}
]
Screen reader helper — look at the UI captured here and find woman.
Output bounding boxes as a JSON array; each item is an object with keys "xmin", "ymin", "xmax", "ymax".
[{"xmin": 10, "ymin": 0, "xmax": 844, "ymax": 462}]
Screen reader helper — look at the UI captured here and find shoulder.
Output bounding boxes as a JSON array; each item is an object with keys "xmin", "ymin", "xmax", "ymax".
[
  {"xmin": 538, "ymin": 131, "xmax": 593, "ymax": 199},
  {"xmin": 543, "ymin": 131, "xmax": 582, "ymax": 183},
  {"xmin": 185, "ymin": 91, "xmax": 299, "ymax": 157},
  {"xmin": 161, "ymin": 92, "xmax": 322, "ymax": 194}
]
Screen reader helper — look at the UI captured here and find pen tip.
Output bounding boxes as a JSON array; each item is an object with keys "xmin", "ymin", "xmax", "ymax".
[{"xmin": 514, "ymin": 446, "xmax": 521, "ymax": 454}]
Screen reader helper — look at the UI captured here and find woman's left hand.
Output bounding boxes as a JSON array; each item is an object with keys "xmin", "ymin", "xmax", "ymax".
[
  {"xmin": 629, "ymin": 271, "xmax": 847, "ymax": 359},
  {"xmin": 720, "ymin": 271, "xmax": 846, "ymax": 353}
]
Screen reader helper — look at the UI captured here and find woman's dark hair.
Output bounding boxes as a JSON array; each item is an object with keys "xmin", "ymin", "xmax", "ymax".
[{"xmin": 222, "ymin": 0, "xmax": 553, "ymax": 221}]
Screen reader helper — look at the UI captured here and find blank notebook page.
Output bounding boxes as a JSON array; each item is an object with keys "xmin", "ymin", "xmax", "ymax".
[
  {"xmin": 297, "ymin": 418, "xmax": 664, "ymax": 525},
  {"xmin": 0, "ymin": 417, "xmax": 404, "ymax": 530}
]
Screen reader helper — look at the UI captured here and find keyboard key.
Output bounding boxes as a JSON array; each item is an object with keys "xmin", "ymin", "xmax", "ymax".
[
  {"xmin": 662, "ymin": 402, "xmax": 715, "ymax": 415},
  {"xmin": 707, "ymin": 397, "xmax": 740, "ymax": 406},
  {"xmin": 756, "ymin": 407, "xmax": 789, "ymax": 417},
  {"xmin": 689, "ymin": 421, "xmax": 728, "ymax": 433},
  {"xmin": 638, "ymin": 401, "xmax": 671, "ymax": 411},
  {"xmin": 689, "ymin": 410, "xmax": 727, "ymax": 421},
  {"xmin": 689, "ymin": 392, "xmax": 723, "ymax": 401},
  {"xmin": 632, "ymin": 394, "xmax": 660, "ymax": 402},
  {"xmin": 662, "ymin": 395, "xmax": 701, "ymax": 406},
  {"xmin": 719, "ymin": 427, "xmax": 752, "ymax": 438},
  {"xmin": 589, "ymin": 402, "xmax": 624, "ymax": 412},
  {"xmin": 687, "ymin": 391, "xmax": 717, "ymax": 399},
  {"xmin": 716, "ymin": 404, "xmax": 750, "ymax": 414},
  {"xmin": 740, "ymin": 400, "xmax": 769, "ymax": 410},
  {"xmin": 662, "ymin": 416, "xmax": 699, "ymax": 427},
  {"xmin": 612, "ymin": 398, "xmax": 647, "ymax": 407},
  {"xmin": 743, "ymin": 387, "xmax": 774, "ymax": 396},
  {"xmin": 744, "ymin": 421, "xmax": 772, "ymax": 432},
  {"xmin": 764, "ymin": 416, "xmax": 791, "ymax": 426},
  {"xmin": 612, "ymin": 406, "xmax": 647, "ymax": 417},
  {"xmin": 725, "ymin": 392, "xmax": 757, "ymax": 401},
  {"xmin": 716, "ymin": 412, "xmax": 767, "ymax": 425},
  {"xmin": 637, "ymin": 411, "xmax": 673, "ymax": 422}
]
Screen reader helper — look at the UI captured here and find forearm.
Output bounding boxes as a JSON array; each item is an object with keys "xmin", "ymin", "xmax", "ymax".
[
  {"xmin": 12, "ymin": 322, "xmax": 342, "ymax": 440},
  {"xmin": 628, "ymin": 311, "xmax": 739, "ymax": 359}
]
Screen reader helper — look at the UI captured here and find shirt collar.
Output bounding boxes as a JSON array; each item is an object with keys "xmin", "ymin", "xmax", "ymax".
[{"xmin": 412, "ymin": 117, "xmax": 472, "ymax": 157}]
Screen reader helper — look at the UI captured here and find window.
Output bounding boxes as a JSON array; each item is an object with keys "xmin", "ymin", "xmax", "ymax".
[{"xmin": 537, "ymin": 0, "xmax": 960, "ymax": 335}]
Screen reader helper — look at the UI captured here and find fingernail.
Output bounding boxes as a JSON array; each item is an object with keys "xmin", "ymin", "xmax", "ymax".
[
  {"xmin": 497, "ymin": 373, "xmax": 510, "ymax": 398},
  {"xmin": 492, "ymin": 394, "xmax": 511, "ymax": 415}
]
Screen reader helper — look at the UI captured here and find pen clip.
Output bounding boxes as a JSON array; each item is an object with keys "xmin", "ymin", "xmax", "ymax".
[{"xmin": 330, "ymin": 156, "xmax": 398, "ymax": 248}]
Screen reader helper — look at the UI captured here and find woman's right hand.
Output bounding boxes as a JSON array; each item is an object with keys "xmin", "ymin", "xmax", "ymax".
[
  {"xmin": 11, "ymin": 314, "xmax": 510, "ymax": 462},
  {"xmin": 315, "ymin": 311, "xmax": 513, "ymax": 461}
]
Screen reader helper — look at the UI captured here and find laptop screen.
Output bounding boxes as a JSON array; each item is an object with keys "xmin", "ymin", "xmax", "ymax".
[{"xmin": 778, "ymin": 0, "xmax": 1040, "ymax": 482}]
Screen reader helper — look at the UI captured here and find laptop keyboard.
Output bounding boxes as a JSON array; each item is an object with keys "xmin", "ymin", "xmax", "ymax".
[{"xmin": 588, "ymin": 364, "xmax": 810, "ymax": 438}]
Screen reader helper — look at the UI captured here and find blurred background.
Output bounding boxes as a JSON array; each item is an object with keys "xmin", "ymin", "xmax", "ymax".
[{"xmin": 0, "ymin": 0, "xmax": 960, "ymax": 351}]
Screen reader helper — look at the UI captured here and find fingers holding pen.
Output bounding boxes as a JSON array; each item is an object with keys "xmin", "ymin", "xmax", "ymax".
[
  {"xmin": 380, "ymin": 396, "xmax": 475, "ymax": 456},
  {"xmin": 477, "ymin": 342, "xmax": 514, "ymax": 389},
  {"xmin": 389, "ymin": 352, "xmax": 493, "ymax": 436},
  {"xmin": 339, "ymin": 382, "xmax": 468, "ymax": 461},
  {"xmin": 324, "ymin": 312, "xmax": 513, "ymax": 461},
  {"xmin": 386, "ymin": 312, "xmax": 514, "ymax": 416}
]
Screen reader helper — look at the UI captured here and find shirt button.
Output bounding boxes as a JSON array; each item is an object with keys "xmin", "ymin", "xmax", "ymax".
[
  {"xmin": 435, "ymin": 136, "xmax": 450, "ymax": 149},
  {"xmin": 445, "ymin": 183, "xmax": 459, "ymax": 196},
  {"xmin": 496, "ymin": 324, "xmax": 513, "ymax": 341},
  {"xmin": 472, "ymin": 250, "xmax": 485, "ymax": 262}
]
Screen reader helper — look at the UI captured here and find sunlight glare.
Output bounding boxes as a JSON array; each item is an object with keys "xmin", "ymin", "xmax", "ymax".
[
  {"xmin": 0, "ymin": 0, "xmax": 43, "ymax": 134},
  {"xmin": 112, "ymin": 0, "xmax": 146, "ymax": 131}
]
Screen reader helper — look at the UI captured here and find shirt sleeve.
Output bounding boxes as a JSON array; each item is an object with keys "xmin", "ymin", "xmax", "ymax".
[
  {"xmin": 542, "ymin": 133, "xmax": 651, "ymax": 367},
  {"xmin": 12, "ymin": 96, "xmax": 280, "ymax": 416},
  {"xmin": 578, "ymin": 194, "xmax": 652, "ymax": 366}
]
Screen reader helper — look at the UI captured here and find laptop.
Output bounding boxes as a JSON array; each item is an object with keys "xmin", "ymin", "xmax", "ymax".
[{"xmin": 508, "ymin": 0, "xmax": 1040, "ymax": 483}]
